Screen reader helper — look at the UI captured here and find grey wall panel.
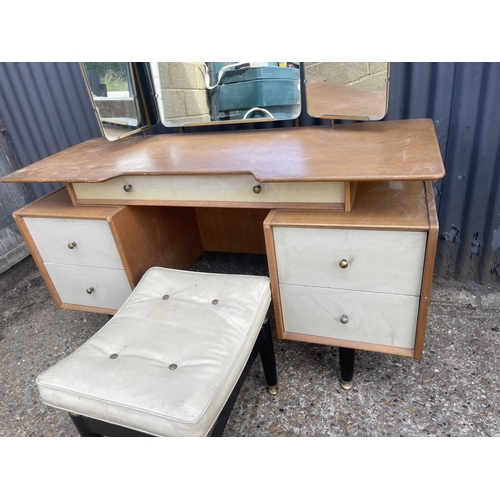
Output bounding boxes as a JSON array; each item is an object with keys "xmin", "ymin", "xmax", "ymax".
[
  {"xmin": 435, "ymin": 63, "xmax": 500, "ymax": 281},
  {"xmin": 0, "ymin": 62, "xmax": 101, "ymax": 198}
]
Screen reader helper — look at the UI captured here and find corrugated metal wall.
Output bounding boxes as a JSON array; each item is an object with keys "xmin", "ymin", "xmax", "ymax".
[
  {"xmin": 0, "ymin": 62, "xmax": 101, "ymax": 198},
  {"xmin": 385, "ymin": 63, "xmax": 500, "ymax": 283},
  {"xmin": 0, "ymin": 62, "xmax": 499, "ymax": 282}
]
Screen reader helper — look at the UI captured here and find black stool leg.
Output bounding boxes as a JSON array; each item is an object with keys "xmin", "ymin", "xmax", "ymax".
[
  {"xmin": 69, "ymin": 412, "xmax": 102, "ymax": 437},
  {"xmin": 339, "ymin": 347, "xmax": 355, "ymax": 390},
  {"xmin": 259, "ymin": 318, "xmax": 278, "ymax": 395}
]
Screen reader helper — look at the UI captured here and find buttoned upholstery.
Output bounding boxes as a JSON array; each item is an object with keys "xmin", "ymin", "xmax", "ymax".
[{"xmin": 37, "ymin": 267, "xmax": 272, "ymax": 437}]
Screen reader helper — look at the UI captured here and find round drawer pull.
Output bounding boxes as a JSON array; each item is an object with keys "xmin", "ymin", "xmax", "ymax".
[
  {"xmin": 67, "ymin": 242, "xmax": 77, "ymax": 249},
  {"xmin": 339, "ymin": 259, "xmax": 349, "ymax": 269},
  {"xmin": 86, "ymin": 287, "xmax": 95, "ymax": 295},
  {"xmin": 340, "ymin": 315, "xmax": 349, "ymax": 324},
  {"xmin": 253, "ymin": 185, "xmax": 262, "ymax": 194},
  {"xmin": 123, "ymin": 184, "xmax": 133, "ymax": 192}
]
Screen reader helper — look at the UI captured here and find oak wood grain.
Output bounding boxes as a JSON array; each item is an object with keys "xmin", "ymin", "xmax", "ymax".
[
  {"xmin": 196, "ymin": 208, "xmax": 269, "ymax": 254},
  {"xmin": 1, "ymin": 120, "xmax": 445, "ymax": 184},
  {"xmin": 268, "ymin": 181, "xmax": 430, "ymax": 230}
]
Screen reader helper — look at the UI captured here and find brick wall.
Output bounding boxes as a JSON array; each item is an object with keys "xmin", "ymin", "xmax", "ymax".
[{"xmin": 158, "ymin": 63, "xmax": 211, "ymax": 125}]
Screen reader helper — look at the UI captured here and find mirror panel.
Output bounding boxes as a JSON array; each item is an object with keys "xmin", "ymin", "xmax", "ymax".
[
  {"xmin": 81, "ymin": 62, "xmax": 390, "ymax": 140},
  {"xmin": 81, "ymin": 62, "xmax": 154, "ymax": 141},
  {"xmin": 151, "ymin": 62, "xmax": 301, "ymax": 127},
  {"xmin": 304, "ymin": 62, "xmax": 390, "ymax": 121}
]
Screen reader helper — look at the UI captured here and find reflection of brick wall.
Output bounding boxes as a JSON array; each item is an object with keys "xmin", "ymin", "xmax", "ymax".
[
  {"xmin": 304, "ymin": 62, "xmax": 387, "ymax": 91},
  {"xmin": 158, "ymin": 63, "xmax": 210, "ymax": 125}
]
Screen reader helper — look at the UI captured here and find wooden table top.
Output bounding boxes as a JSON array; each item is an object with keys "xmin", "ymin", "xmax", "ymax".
[{"xmin": 1, "ymin": 119, "xmax": 445, "ymax": 184}]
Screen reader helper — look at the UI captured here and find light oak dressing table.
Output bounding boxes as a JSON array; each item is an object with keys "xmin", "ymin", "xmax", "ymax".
[{"xmin": 2, "ymin": 62, "xmax": 445, "ymax": 389}]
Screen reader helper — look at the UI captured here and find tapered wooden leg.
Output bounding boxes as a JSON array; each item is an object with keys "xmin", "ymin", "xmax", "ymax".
[
  {"xmin": 339, "ymin": 348, "xmax": 355, "ymax": 390},
  {"xmin": 259, "ymin": 318, "xmax": 278, "ymax": 395}
]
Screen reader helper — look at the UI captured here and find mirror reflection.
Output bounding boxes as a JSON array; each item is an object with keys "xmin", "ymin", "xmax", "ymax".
[
  {"xmin": 304, "ymin": 62, "xmax": 389, "ymax": 121},
  {"xmin": 81, "ymin": 62, "xmax": 144, "ymax": 140},
  {"xmin": 151, "ymin": 62, "xmax": 301, "ymax": 127}
]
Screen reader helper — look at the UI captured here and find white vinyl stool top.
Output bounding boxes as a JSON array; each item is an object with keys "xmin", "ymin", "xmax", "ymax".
[{"xmin": 37, "ymin": 267, "xmax": 271, "ymax": 437}]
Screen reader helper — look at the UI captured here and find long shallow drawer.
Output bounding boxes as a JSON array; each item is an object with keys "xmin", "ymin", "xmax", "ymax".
[
  {"xmin": 23, "ymin": 217, "xmax": 123, "ymax": 269},
  {"xmin": 72, "ymin": 175, "xmax": 344, "ymax": 207},
  {"xmin": 45, "ymin": 264, "xmax": 132, "ymax": 311},
  {"xmin": 274, "ymin": 227, "xmax": 427, "ymax": 296},
  {"xmin": 280, "ymin": 284, "xmax": 419, "ymax": 349}
]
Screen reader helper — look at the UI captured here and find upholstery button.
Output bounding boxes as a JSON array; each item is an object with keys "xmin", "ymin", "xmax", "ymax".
[
  {"xmin": 110, "ymin": 354, "xmax": 118, "ymax": 359},
  {"xmin": 163, "ymin": 295, "xmax": 169, "ymax": 300},
  {"xmin": 169, "ymin": 364, "xmax": 177, "ymax": 370},
  {"xmin": 212, "ymin": 299, "xmax": 219, "ymax": 305}
]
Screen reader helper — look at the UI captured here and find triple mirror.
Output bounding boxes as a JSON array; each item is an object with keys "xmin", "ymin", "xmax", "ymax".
[{"xmin": 81, "ymin": 62, "xmax": 390, "ymax": 141}]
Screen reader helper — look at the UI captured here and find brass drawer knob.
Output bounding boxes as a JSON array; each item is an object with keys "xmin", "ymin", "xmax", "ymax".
[
  {"xmin": 339, "ymin": 259, "xmax": 349, "ymax": 269},
  {"xmin": 86, "ymin": 287, "xmax": 95, "ymax": 294},
  {"xmin": 123, "ymin": 184, "xmax": 133, "ymax": 192},
  {"xmin": 253, "ymin": 185, "xmax": 262, "ymax": 194},
  {"xmin": 340, "ymin": 315, "xmax": 349, "ymax": 324},
  {"xmin": 67, "ymin": 242, "xmax": 77, "ymax": 249}
]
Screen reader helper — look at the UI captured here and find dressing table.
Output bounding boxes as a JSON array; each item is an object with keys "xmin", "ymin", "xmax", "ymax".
[{"xmin": 2, "ymin": 62, "xmax": 445, "ymax": 388}]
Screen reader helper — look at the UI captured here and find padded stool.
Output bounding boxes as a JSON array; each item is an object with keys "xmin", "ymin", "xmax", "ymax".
[{"xmin": 37, "ymin": 267, "xmax": 278, "ymax": 437}]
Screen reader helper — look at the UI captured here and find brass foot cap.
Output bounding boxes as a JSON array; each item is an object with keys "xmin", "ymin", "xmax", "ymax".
[
  {"xmin": 267, "ymin": 385, "xmax": 279, "ymax": 395},
  {"xmin": 341, "ymin": 379, "xmax": 353, "ymax": 390}
]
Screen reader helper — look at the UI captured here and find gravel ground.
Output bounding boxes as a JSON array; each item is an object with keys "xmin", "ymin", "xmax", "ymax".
[{"xmin": 1, "ymin": 253, "xmax": 500, "ymax": 437}]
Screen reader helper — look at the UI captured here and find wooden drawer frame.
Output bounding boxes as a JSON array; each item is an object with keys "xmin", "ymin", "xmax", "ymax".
[
  {"xmin": 13, "ymin": 188, "xmax": 204, "ymax": 314},
  {"xmin": 264, "ymin": 181, "xmax": 439, "ymax": 359}
]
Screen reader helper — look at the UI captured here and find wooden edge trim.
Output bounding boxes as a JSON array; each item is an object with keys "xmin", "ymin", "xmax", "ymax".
[
  {"xmin": 107, "ymin": 212, "xmax": 135, "ymax": 290},
  {"xmin": 344, "ymin": 182, "xmax": 351, "ymax": 212},
  {"xmin": 65, "ymin": 183, "xmax": 78, "ymax": 206},
  {"xmin": 266, "ymin": 221, "xmax": 430, "ymax": 232},
  {"xmin": 263, "ymin": 211, "xmax": 286, "ymax": 341},
  {"xmin": 73, "ymin": 198, "xmax": 345, "ymax": 211},
  {"xmin": 413, "ymin": 181, "xmax": 439, "ymax": 359},
  {"xmin": 350, "ymin": 181, "xmax": 358, "ymax": 210},
  {"xmin": 12, "ymin": 213, "xmax": 63, "ymax": 309},
  {"xmin": 283, "ymin": 331, "xmax": 416, "ymax": 358},
  {"xmin": 60, "ymin": 303, "xmax": 116, "ymax": 315},
  {"xmin": 343, "ymin": 181, "xmax": 358, "ymax": 212}
]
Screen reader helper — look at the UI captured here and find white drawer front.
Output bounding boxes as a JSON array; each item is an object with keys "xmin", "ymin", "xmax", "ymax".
[
  {"xmin": 274, "ymin": 227, "xmax": 426, "ymax": 296},
  {"xmin": 72, "ymin": 175, "xmax": 344, "ymax": 205},
  {"xmin": 24, "ymin": 217, "xmax": 123, "ymax": 269},
  {"xmin": 46, "ymin": 264, "xmax": 132, "ymax": 311},
  {"xmin": 280, "ymin": 284, "xmax": 419, "ymax": 349}
]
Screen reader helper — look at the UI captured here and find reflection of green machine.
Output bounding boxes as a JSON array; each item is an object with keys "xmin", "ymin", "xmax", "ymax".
[{"xmin": 210, "ymin": 62, "xmax": 300, "ymax": 121}]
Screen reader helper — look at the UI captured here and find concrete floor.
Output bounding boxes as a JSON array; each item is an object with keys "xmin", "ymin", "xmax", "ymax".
[{"xmin": 1, "ymin": 253, "xmax": 499, "ymax": 437}]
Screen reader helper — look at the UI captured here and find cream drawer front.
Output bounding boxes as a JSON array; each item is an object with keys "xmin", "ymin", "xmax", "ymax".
[
  {"xmin": 274, "ymin": 227, "xmax": 427, "ymax": 296},
  {"xmin": 280, "ymin": 284, "xmax": 419, "ymax": 349},
  {"xmin": 72, "ymin": 175, "xmax": 344, "ymax": 205},
  {"xmin": 45, "ymin": 264, "xmax": 132, "ymax": 310},
  {"xmin": 23, "ymin": 217, "xmax": 123, "ymax": 269}
]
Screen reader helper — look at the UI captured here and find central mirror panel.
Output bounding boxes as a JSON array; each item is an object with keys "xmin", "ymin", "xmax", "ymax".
[{"xmin": 151, "ymin": 62, "xmax": 301, "ymax": 127}]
